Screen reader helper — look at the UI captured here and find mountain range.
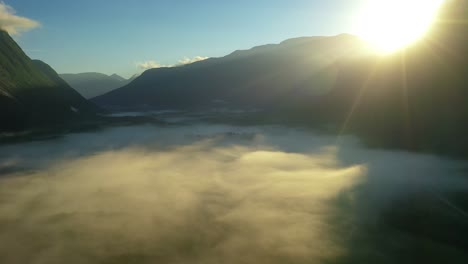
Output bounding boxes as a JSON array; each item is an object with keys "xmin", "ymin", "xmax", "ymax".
[
  {"xmin": 0, "ymin": 30, "xmax": 98, "ymax": 131},
  {"xmin": 314, "ymin": 0, "xmax": 468, "ymax": 156},
  {"xmin": 1, "ymin": 0, "xmax": 467, "ymax": 156},
  {"xmin": 93, "ymin": 0, "xmax": 468, "ymax": 157},
  {"xmin": 93, "ymin": 34, "xmax": 370, "ymax": 110},
  {"xmin": 60, "ymin": 72, "xmax": 136, "ymax": 99}
]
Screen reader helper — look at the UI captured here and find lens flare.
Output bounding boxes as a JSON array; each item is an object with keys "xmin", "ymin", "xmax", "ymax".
[{"xmin": 356, "ymin": 0, "xmax": 445, "ymax": 53}]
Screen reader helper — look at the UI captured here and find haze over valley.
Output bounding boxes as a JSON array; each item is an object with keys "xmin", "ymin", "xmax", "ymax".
[
  {"xmin": 1, "ymin": 123, "xmax": 467, "ymax": 263},
  {"xmin": 0, "ymin": 0, "xmax": 468, "ymax": 263}
]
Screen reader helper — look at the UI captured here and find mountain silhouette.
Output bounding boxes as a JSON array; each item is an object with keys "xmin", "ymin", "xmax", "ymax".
[
  {"xmin": 0, "ymin": 30, "xmax": 99, "ymax": 131},
  {"xmin": 313, "ymin": 0, "xmax": 468, "ymax": 156},
  {"xmin": 93, "ymin": 34, "xmax": 369, "ymax": 110},
  {"xmin": 93, "ymin": 1, "xmax": 468, "ymax": 157},
  {"xmin": 60, "ymin": 72, "xmax": 132, "ymax": 99}
]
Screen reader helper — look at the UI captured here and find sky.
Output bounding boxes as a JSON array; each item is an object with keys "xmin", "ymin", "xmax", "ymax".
[{"xmin": 3, "ymin": 0, "xmax": 368, "ymax": 78}]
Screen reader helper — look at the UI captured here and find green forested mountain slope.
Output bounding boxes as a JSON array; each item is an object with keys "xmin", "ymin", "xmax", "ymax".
[{"xmin": 0, "ymin": 30, "xmax": 98, "ymax": 130}]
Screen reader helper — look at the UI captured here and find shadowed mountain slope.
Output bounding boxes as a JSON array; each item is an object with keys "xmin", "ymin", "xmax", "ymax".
[
  {"xmin": 93, "ymin": 34, "xmax": 369, "ymax": 110},
  {"xmin": 0, "ymin": 30, "xmax": 98, "ymax": 131},
  {"xmin": 93, "ymin": 0, "xmax": 468, "ymax": 157},
  {"xmin": 314, "ymin": 0, "xmax": 468, "ymax": 156}
]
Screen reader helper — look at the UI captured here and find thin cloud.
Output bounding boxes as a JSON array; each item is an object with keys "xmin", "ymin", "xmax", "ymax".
[
  {"xmin": 177, "ymin": 56, "xmax": 209, "ymax": 66},
  {"xmin": 137, "ymin": 56, "xmax": 209, "ymax": 70},
  {"xmin": 0, "ymin": 2, "xmax": 40, "ymax": 35},
  {"xmin": 137, "ymin": 60, "xmax": 165, "ymax": 70}
]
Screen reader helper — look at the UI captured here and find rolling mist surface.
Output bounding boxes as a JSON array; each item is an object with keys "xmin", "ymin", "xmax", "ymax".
[{"xmin": 0, "ymin": 122, "xmax": 467, "ymax": 263}]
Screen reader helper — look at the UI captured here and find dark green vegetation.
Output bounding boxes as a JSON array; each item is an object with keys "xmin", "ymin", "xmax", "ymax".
[
  {"xmin": 94, "ymin": 0, "xmax": 468, "ymax": 158},
  {"xmin": 60, "ymin": 72, "xmax": 135, "ymax": 99},
  {"xmin": 0, "ymin": 30, "xmax": 99, "ymax": 131}
]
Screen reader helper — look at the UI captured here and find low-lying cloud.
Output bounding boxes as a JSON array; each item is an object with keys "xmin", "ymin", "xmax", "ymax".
[
  {"xmin": 0, "ymin": 138, "xmax": 360, "ymax": 263},
  {"xmin": 0, "ymin": 124, "xmax": 467, "ymax": 263},
  {"xmin": 137, "ymin": 56, "xmax": 209, "ymax": 70},
  {"xmin": 177, "ymin": 56, "xmax": 209, "ymax": 65},
  {"xmin": 137, "ymin": 60, "xmax": 164, "ymax": 70},
  {"xmin": 0, "ymin": 2, "xmax": 40, "ymax": 35}
]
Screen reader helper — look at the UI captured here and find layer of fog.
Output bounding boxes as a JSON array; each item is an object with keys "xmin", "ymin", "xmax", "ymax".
[{"xmin": 0, "ymin": 124, "xmax": 467, "ymax": 263}]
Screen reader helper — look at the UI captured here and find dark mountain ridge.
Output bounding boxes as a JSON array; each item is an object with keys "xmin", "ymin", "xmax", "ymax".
[
  {"xmin": 93, "ymin": 0, "xmax": 468, "ymax": 157},
  {"xmin": 93, "ymin": 34, "xmax": 369, "ymax": 110},
  {"xmin": 311, "ymin": 0, "xmax": 468, "ymax": 156},
  {"xmin": 0, "ymin": 30, "xmax": 98, "ymax": 131}
]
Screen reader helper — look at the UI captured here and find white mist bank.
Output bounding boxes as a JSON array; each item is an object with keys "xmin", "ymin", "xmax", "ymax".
[{"xmin": 0, "ymin": 124, "xmax": 467, "ymax": 263}]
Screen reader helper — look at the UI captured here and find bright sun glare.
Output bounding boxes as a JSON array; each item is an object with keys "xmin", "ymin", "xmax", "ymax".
[{"xmin": 357, "ymin": 0, "xmax": 445, "ymax": 53}]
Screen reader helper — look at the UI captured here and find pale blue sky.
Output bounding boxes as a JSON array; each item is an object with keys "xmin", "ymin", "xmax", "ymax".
[{"xmin": 7, "ymin": 0, "xmax": 367, "ymax": 78}]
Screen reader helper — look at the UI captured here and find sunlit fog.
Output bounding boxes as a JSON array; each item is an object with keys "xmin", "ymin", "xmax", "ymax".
[
  {"xmin": 1, "ymin": 0, "xmax": 468, "ymax": 263},
  {"xmin": 1, "ymin": 124, "xmax": 467, "ymax": 263}
]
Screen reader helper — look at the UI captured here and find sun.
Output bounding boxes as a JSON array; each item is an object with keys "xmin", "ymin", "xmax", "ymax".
[{"xmin": 356, "ymin": 0, "xmax": 445, "ymax": 53}]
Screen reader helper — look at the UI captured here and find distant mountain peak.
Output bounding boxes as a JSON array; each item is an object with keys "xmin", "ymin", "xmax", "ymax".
[
  {"xmin": 60, "ymin": 72, "xmax": 133, "ymax": 99},
  {"xmin": 110, "ymin": 74, "xmax": 126, "ymax": 82}
]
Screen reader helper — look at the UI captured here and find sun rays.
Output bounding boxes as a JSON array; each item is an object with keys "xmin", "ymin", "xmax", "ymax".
[{"xmin": 356, "ymin": 0, "xmax": 445, "ymax": 53}]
